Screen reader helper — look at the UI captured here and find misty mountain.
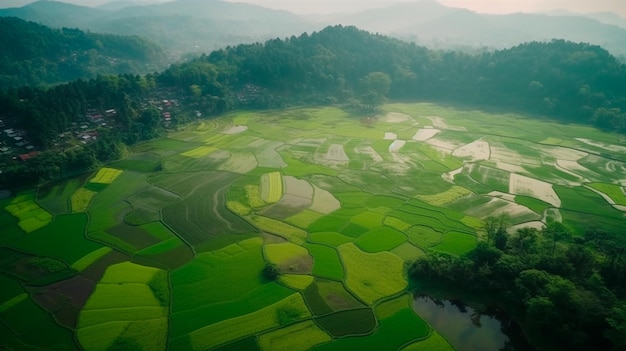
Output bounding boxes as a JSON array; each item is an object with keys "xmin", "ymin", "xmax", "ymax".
[
  {"xmin": 0, "ymin": 0, "xmax": 316, "ymax": 56},
  {"xmin": 0, "ymin": 16, "xmax": 165, "ymax": 87},
  {"xmin": 320, "ymin": 2, "xmax": 626, "ymax": 58},
  {"xmin": 544, "ymin": 10, "xmax": 626, "ymax": 29}
]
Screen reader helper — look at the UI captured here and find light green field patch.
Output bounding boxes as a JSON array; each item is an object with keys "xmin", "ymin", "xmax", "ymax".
[
  {"xmin": 391, "ymin": 242, "xmax": 426, "ymax": 262},
  {"xmin": 90, "ymin": 167, "xmax": 124, "ymax": 184},
  {"xmin": 188, "ymin": 293, "xmax": 311, "ymax": 351},
  {"xmin": 71, "ymin": 188, "xmax": 97, "ymax": 213},
  {"xmin": 588, "ymin": 183, "xmax": 626, "ymax": 205},
  {"xmin": 248, "ymin": 215, "xmax": 307, "ymax": 244},
  {"xmin": 310, "ymin": 185, "xmax": 341, "ymax": 214},
  {"xmin": 5, "ymin": 192, "xmax": 53, "ymax": 233},
  {"xmin": 203, "ymin": 133, "xmax": 230, "ymax": 145},
  {"xmin": 264, "ymin": 242, "xmax": 310, "ymax": 266},
  {"xmin": 79, "ymin": 306, "xmax": 167, "ymax": 328},
  {"xmin": 261, "ymin": 171, "xmax": 283, "ymax": 203},
  {"xmin": 219, "ymin": 153, "xmax": 258, "ymax": 174},
  {"xmin": 77, "ymin": 321, "xmax": 130, "ymax": 351},
  {"xmin": 181, "ymin": 146, "xmax": 218, "ymax": 158},
  {"xmin": 383, "ymin": 216, "xmax": 412, "ymax": 231},
  {"xmin": 309, "ymin": 232, "xmax": 353, "ymax": 247},
  {"xmin": 376, "ymin": 294, "xmax": 412, "ymax": 319},
  {"xmin": 460, "ymin": 216, "xmax": 483, "ymax": 230},
  {"xmin": 83, "ymin": 284, "xmax": 161, "ymax": 310},
  {"xmin": 401, "ymin": 331, "xmax": 454, "ymax": 351},
  {"xmin": 78, "ymin": 261, "xmax": 169, "ymax": 351},
  {"xmin": 0, "ymin": 293, "xmax": 28, "ymax": 313},
  {"xmin": 99, "ymin": 262, "xmax": 159, "ymax": 284},
  {"xmin": 71, "ymin": 247, "xmax": 113, "ymax": 271},
  {"xmin": 433, "ymin": 232, "xmax": 477, "ymax": 256},
  {"xmin": 286, "ymin": 210, "xmax": 323, "ymax": 229},
  {"xmin": 350, "ymin": 211, "xmax": 385, "ymax": 229},
  {"xmin": 355, "ymin": 227, "xmax": 407, "ymax": 253},
  {"xmin": 136, "ymin": 238, "xmax": 182, "ymax": 256},
  {"xmin": 227, "ymin": 200, "xmax": 251, "ymax": 216},
  {"xmin": 279, "ymin": 274, "xmax": 315, "ymax": 290},
  {"xmin": 245, "ymin": 185, "xmax": 266, "ymax": 208},
  {"xmin": 338, "ymin": 243, "xmax": 407, "ymax": 305},
  {"xmin": 258, "ymin": 320, "xmax": 332, "ymax": 351},
  {"xmin": 418, "ymin": 186, "xmax": 472, "ymax": 206},
  {"xmin": 406, "ymin": 226, "xmax": 443, "ymax": 248}
]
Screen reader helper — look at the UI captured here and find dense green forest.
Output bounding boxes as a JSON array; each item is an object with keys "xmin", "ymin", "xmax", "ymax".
[
  {"xmin": 2, "ymin": 25, "xmax": 626, "ymax": 186},
  {"xmin": 0, "ymin": 17, "xmax": 165, "ymax": 87},
  {"xmin": 410, "ymin": 218, "xmax": 626, "ymax": 351}
]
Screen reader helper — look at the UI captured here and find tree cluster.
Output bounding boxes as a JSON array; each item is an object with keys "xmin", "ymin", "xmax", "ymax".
[{"xmin": 409, "ymin": 217, "xmax": 626, "ymax": 351}]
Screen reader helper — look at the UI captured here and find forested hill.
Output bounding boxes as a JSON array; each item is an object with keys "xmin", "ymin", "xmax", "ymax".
[
  {"xmin": 2, "ymin": 25, "xmax": 626, "ymax": 186},
  {"xmin": 0, "ymin": 17, "xmax": 165, "ymax": 87},
  {"xmin": 163, "ymin": 25, "xmax": 626, "ymax": 130}
]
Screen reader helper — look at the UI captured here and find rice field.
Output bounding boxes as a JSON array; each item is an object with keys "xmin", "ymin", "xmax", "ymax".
[
  {"xmin": 4, "ymin": 102, "xmax": 626, "ymax": 349},
  {"xmin": 260, "ymin": 171, "xmax": 283, "ymax": 203},
  {"xmin": 89, "ymin": 167, "xmax": 123, "ymax": 184},
  {"xmin": 339, "ymin": 243, "xmax": 407, "ymax": 305},
  {"xmin": 5, "ymin": 192, "xmax": 53, "ymax": 233}
]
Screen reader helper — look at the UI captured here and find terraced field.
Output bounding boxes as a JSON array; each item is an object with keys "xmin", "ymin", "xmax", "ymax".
[{"xmin": 2, "ymin": 103, "xmax": 626, "ymax": 350}]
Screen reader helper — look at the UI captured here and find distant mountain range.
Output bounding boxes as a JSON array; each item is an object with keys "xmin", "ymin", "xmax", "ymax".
[
  {"xmin": 1, "ymin": 0, "xmax": 626, "ymax": 60},
  {"xmin": 0, "ymin": 0, "xmax": 316, "ymax": 56},
  {"xmin": 318, "ymin": 2, "xmax": 626, "ymax": 58}
]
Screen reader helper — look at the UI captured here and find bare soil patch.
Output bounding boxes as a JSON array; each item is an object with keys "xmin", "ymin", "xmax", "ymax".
[
  {"xmin": 452, "ymin": 140, "xmax": 490, "ymax": 161},
  {"xmin": 412, "ymin": 129, "xmax": 441, "ymax": 141},
  {"xmin": 383, "ymin": 112, "xmax": 411, "ymax": 123},
  {"xmin": 222, "ymin": 125, "xmax": 248, "ymax": 134},
  {"xmin": 509, "ymin": 173, "xmax": 561, "ymax": 207}
]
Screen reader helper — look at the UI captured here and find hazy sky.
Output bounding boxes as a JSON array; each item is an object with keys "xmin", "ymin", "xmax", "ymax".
[
  {"xmin": 223, "ymin": 0, "xmax": 626, "ymax": 16},
  {"xmin": 1, "ymin": 0, "xmax": 624, "ymax": 16}
]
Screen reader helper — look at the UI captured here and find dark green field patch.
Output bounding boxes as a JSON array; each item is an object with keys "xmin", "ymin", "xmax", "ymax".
[
  {"xmin": 309, "ymin": 215, "xmax": 348, "ymax": 233},
  {"xmin": 106, "ymin": 222, "xmax": 161, "ymax": 250},
  {"xmin": 355, "ymin": 227, "xmax": 407, "ymax": 253},
  {"xmin": 36, "ymin": 175, "xmax": 88, "ymax": 215},
  {"xmin": 555, "ymin": 185, "xmax": 626, "ymax": 219},
  {"xmin": 313, "ymin": 308, "xmax": 429, "ymax": 351},
  {"xmin": 515, "ymin": 195, "xmax": 552, "ymax": 214},
  {"xmin": 0, "ymin": 291, "xmax": 77, "ymax": 350},
  {"xmin": 161, "ymin": 172, "xmax": 256, "ymax": 246},
  {"xmin": 305, "ymin": 243, "xmax": 344, "ymax": 281},
  {"xmin": 315, "ymin": 308, "xmax": 376, "ymax": 337},
  {"xmin": 433, "ymin": 232, "xmax": 477, "ymax": 256},
  {"xmin": 109, "ymin": 152, "xmax": 162, "ymax": 173},
  {"xmin": 9, "ymin": 214, "xmax": 101, "ymax": 265},
  {"xmin": 214, "ymin": 336, "xmax": 260, "ymax": 351},
  {"xmin": 338, "ymin": 223, "xmax": 370, "ymax": 238},
  {"xmin": 303, "ymin": 282, "xmax": 334, "ymax": 316},
  {"xmin": 0, "ymin": 248, "xmax": 75, "ymax": 286},
  {"xmin": 317, "ymin": 279, "xmax": 365, "ymax": 311},
  {"xmin": 309, "ymin": 232, "xmax": 353, "ymax": 247}
]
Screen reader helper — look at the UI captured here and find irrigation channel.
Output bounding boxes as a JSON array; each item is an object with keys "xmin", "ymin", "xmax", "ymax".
[{"xmin": 413, "ymin": 296, "xmax": 534, "ymax": 351}]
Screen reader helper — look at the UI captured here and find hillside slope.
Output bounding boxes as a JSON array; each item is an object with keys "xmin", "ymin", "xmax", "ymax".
[{"xmin": 0, "ymin": 16, "xmax": 165, "ymax": 87}]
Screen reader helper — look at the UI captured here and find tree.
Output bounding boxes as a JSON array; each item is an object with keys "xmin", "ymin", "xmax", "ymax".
[
  {"xmin": 263, "ymin": 263, "xmax": 280, "ymax": 281},
  {"xmin": 359, "ymin": 72, "xmax": 391, "ymax": 110}
]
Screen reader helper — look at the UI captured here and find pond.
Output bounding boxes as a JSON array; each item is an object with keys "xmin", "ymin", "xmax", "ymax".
[{"xmin": 412, "ymin": 295, "xmax": 533, "ymax": 351}]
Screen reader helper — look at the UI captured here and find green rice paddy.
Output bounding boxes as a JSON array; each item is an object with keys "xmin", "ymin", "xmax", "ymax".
[{"xmin": 2, "ymin": 102, "xmax": 625, "ymax": 349}]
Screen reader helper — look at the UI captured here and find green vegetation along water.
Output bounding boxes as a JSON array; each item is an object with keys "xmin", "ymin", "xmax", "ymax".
[{"xmin": 1, "ymin": 103, "xmax": 625, "ymax": 350}]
